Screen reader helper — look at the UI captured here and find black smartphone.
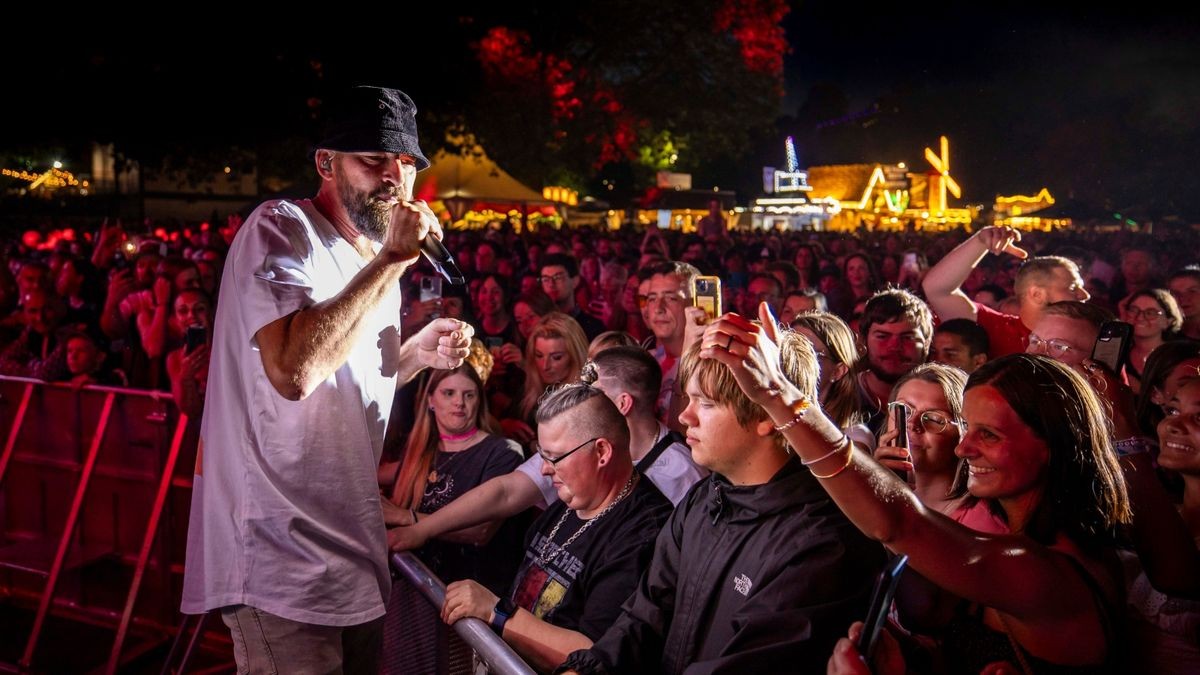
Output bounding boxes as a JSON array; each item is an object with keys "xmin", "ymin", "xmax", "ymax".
[
  {"xmin": 856, "ymin": 554, "xmax": 909, "ymax": 666},
  {"xmin": 891, "ymin": 402, "xmax": 909, "ymax": 450},
  {"xmin": 485, "ymin": 336, "xmax": 504, "ymax": 349},
  {"xmin": 1091, "ymin": 320, "xmax": 1133, "ymax": 374},
  {"xmin": 185, "ymin": 325, "xmax": 206, "ymax": 353}
]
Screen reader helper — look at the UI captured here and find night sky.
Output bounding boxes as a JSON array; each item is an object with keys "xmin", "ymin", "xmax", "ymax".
[
  {"xmin": 4, "ymin": 4, "xmax": 1198, "ymax": 218},
  {"xmin": 779, "ymin": 4, "xmax": 1200, "ymax": 219}
]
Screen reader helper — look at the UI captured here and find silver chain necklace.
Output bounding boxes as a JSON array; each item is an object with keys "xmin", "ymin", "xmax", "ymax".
[{"xmin": 534, "ymin": 472, "xmax": 639, "ymax": 569}]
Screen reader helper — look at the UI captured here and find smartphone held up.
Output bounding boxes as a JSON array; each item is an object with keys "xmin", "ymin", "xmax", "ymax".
[
  {"xmin": 185, "ymin": 325, "xmax": 206, "ymax": 353},
  {"xmin": 1091, "ymin": 320, "xmax": 1132, "ymax": 374},
  {"xmin": 691, "ymin": 276, "xmax": 722, "ymax": 321}
]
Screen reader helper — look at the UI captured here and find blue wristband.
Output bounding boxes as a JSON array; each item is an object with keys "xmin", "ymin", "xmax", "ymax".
[
  {"xmin": 490, "ymin": 598, "xmax": 517, "ymax": 635},
  {"xmin": 1113, "ymin": 437, "xmax": 1151, "ymax": 457}
]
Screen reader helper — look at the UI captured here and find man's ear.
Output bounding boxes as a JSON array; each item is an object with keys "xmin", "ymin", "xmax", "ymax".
[
  {"xmin": 594, "ymin": 437, "xmax": 614, "ymax": 466},
  {"xmin": 614, "ymin": 392, "xmax": 634, "ymax": 416},
  {"xmin": 829, "ymin": 361, "xmax": 850, "ymax": 384},
  {"xmin": 971, "ymin": 353, "xmax": 988, "ymax": 371},
  {"xmin": 754, "ymin": 417, "xmax": 776, "ymax": 439},
  {"xmin": 1027, "ymin": 285, "xmax": 1046, "ymax": 306},
  {"xmin": 315, "ymin": 151, "xmax": 335, "ymax": 180}
]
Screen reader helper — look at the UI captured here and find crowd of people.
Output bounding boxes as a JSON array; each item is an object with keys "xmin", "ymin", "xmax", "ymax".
[{"xmin": 4, "ymin": 85, "xmax": 1200, "ymax": 674}]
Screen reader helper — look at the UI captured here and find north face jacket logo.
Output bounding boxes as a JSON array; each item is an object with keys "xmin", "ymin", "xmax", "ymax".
[{"xmin": 733, "ymin": 573, "xmax": 752, "ymax": 596}]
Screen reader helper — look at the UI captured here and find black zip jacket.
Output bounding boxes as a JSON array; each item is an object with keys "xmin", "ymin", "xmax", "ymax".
[{"xmin": 559, "ymin": 455, "xmax": 885, "ymax": 674}]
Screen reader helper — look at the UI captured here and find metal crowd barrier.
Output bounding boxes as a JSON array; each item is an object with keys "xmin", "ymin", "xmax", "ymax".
[
  {"xmin": 390, "ymin": 551, "xmax": 536, "ymax": 675},
  {"xmin": 0, "ymin": 376, "xmax": 192, "ymax": 672}
]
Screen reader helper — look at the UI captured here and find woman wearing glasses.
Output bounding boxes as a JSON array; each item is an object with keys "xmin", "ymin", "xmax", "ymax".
[
  {"xmin": 1122, "ymin": 289, "xmax": 1185, "ymax": 393},
  {"xmin": 872, "ymin": 363, "xmax": 1007, "ymax": 532}
]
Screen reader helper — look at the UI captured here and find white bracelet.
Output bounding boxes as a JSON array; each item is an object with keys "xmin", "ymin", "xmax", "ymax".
[{"xmin": 801, "ymin": 437, "xmax": 851, "ymax": 466}]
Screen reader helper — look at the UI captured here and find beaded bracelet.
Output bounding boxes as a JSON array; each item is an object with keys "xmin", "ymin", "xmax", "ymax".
[
  {"xmin": 809, "ymin": 437, "xmax": 854, "ymax": 480},
  {"xmin": 1113, "ymin": 436, "xmax": 1152, "ymax": 457},
  {"xmin": 772, "ymin": 396, "xmax": 812, "ymax": 432}
]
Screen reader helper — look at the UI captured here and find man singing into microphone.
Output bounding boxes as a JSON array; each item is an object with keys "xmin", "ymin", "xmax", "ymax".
[{"xmin": 181, "ymin": 86, "xmax": 473, "ymax": 674}]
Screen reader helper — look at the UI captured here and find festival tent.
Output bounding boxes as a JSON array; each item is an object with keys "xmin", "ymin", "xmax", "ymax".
[{"xmin": 413, "ymin": 148, "xmax": 554, "ymax": 221}]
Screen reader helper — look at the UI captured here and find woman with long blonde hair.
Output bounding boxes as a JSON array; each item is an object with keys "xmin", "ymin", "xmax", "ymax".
[
  {"xmin": 518, "ymin": 312, "xmax": 589, "ymax": 421},
  {"xmin": 789, "ymin": 311, "xmax": 870, "ymax": 446}
]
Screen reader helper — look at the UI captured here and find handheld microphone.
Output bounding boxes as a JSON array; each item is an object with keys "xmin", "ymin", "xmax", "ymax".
[{"xmin": 421, "ymin": 236, "xmax": 466, "ymax": 285}]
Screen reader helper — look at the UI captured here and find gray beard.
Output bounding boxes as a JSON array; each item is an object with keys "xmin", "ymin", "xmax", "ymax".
[{"xmin": 339, "ymin": 179, "xmax": 397, "ymax": 243}]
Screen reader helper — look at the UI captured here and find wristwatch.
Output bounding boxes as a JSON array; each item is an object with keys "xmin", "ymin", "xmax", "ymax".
[{"xmin": 490, "ymin": 597, "xmax": 517, "ymax": 635}]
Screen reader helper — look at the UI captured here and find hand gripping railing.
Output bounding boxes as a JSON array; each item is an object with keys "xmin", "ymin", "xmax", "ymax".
[{"xmin": 390, "ymin": 551, "xmax": 537, "ymax": 675}]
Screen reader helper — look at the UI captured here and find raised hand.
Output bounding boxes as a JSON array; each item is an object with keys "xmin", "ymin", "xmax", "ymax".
[
  {"xmin": 698, "ymin": 303, "xmax": 797, "ymax": 407},
  {"xmin": 873, "ymin": 426, "xmax": 913, "ymax": 473},
  {"xmin": 107, "ymin": 269, "xmax": 137, "ymax": 303},
  {"xmin": 153, "ymin": 276, "xmax": 172, "ymax": 308},
  {"xmin": 973, "ymin": 226, "xmax": 1028, "ymax": 260},
  {"xmin": 179, "ymin": 343, "xmax": 209, "ymax": 381},
  {"xmin": 680, "ymin": 305, "xmax": 712, "ymax": 355}
]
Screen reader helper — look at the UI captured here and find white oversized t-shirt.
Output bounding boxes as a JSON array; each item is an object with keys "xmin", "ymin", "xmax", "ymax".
[{"xmin": 181, "ymin": 199, "xmax": 402, "ymax": 626}]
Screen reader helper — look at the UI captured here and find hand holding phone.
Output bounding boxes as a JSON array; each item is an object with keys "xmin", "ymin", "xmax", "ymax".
[
  {"xmin": 856, "ymin": 555, "xmax": 908, "ymax": 665},
  {"xmin": 588, "ymin": 298, "xmax": 609, "ymax": 320}
]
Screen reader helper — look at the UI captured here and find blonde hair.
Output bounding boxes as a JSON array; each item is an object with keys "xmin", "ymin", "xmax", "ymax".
[
  {"xmin": 519, "ymin": 312, "xmax": 589, "ymax": 420},
  {"xmin": 790, "ymin": 311, "xmax": 864, "ymax": 429},
  {"xmin": 678, "ymin": 327, "xmax": 817, "ymax": 452}
]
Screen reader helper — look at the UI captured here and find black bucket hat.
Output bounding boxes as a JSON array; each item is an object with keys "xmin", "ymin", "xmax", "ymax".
[{"xmin": 314, "ymin": 85, "xmax": 430, "ymax": 170}]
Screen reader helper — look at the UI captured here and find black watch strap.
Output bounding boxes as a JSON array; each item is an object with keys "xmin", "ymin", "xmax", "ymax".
[{"xmin": 490, "ymin": 597, "xmax": 517, "ymax": 635}]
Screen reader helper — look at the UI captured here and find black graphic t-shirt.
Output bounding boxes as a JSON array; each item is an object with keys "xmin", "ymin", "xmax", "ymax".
[
  {"xmin": 509, "ymin": 475, "xmax": 671, "ymax": 640},
  {"xmin": 414, "ymin": 435, "xmax": 525, "ymax": 593}
]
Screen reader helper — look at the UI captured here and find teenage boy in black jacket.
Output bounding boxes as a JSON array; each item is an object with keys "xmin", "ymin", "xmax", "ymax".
[{"xmin": 560, "ymin": 315, "xmax": 883, "ymax": 675}]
